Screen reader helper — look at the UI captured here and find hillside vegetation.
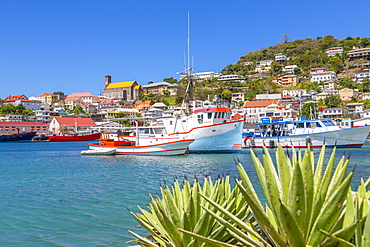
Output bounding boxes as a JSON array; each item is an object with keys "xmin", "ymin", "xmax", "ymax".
[{"xmin": 222, "ymin": 35, "xmax": 370, "ymax": 77}]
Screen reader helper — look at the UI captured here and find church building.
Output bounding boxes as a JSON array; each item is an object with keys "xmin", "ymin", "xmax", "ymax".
[{"xmin": 102, "ymin": 76, "xmax": 141, "ymax": 101}]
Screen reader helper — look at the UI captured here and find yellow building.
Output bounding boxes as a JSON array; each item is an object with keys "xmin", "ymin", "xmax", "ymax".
[{"xmin": 102, "ymin": 75, "xmax": 141, "ymax": 101}]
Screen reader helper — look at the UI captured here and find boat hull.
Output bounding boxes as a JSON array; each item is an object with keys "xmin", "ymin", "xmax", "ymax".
[
  {"xmin": 48, "ymin": 133, "xmax": 101, "ymax": 142},
  {"xmin": 243, "ymin": 126, "xmax": 370, "ymax": 148},
  {"xmin": 88, "ymin": 139, "xmax": 194, "ymax": 156},
  {"xmin": 0, "ymin": 132, "xmax": 37, "ymax": 142},
  {"xmin": 170, "ymin": 120, "xmax": 243, "ymax": 153}
]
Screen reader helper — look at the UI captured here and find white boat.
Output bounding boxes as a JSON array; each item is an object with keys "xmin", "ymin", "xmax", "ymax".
[
  {"xmin": 158, "ymin": 105, "xmax": 243, "ymax": 153},
  {"xmin": 242, "ymin": 117, "xmax": 370, "ymax": 148},
  {"xmin": 153, "ymin": 13, "xmax": 243, "ymax": 153},
  {"xmin": 87, "ymin": 126, "xmax": 194, "ymax": 156},
  {"xmin": 81, "ymin": 148, "xmax": 116, "ymax": 155}
]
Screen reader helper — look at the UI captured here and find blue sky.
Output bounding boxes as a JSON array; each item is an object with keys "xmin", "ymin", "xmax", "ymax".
[{"xmin": 1, "ymin": 0, "xmax": 369, "ymax": 98}]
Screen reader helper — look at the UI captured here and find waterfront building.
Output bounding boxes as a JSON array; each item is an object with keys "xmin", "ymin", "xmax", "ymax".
[
  {"xmin": 49, "ymin": 117, "xmax": 96, "ymax": 135},
  {"xmin": 0, "ymin": 121, "xmax": 49, "ymax": 135},
  {"xmin": 142, "ymin": 82, "xmax": 179, "ymax": 96},
  {"xmin": 102, "ymin": 76, "xmax": 141, "ymax": 101},
  {"xmin": 243, "ymin": 99, "xmax": 280, "ymax": 123},
  {"xmin": 325, "ymin": 47, "xmax": 343, "ymax": 57},
  {"xmin": 348, "ymin": 47, "xmax": 370, "ymax": 61}
]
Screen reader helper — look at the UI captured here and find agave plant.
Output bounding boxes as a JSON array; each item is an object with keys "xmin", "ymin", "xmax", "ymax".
[
  {"xmin": 128, "ymin": 176, "xmax": 261, "ymax": 246},
  {"xmin": 182, "ymin": 144, "xmax": 370, "ymax": 246}
]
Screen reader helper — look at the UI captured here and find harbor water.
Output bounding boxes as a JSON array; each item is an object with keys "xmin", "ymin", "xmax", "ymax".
[{"xmin": 1, "ymin": 141, "xmax": 370, "ymax": 246}]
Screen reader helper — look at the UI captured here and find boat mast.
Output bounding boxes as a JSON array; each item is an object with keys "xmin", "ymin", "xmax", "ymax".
[{"xmin": 182, "ymin": 11, "xmax": 194, "ymax": 116}]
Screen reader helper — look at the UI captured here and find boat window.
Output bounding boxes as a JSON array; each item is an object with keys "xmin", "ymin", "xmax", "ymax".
[
  {"xmin": 296, "ymin": 122, "xmax": 304, "ymax": 128},
  {"xmin": 321, "ymin": 120, "xmax": 335, "ymax": 126},
  {"xmin": 207, "ymin": 112, "xmax": 213, "ymax": 119},
  {"xmin": 221, "ymin": 112, "xmax": 225, "ymax": 118},
  {"xmin": 138, "ymin": 128, "xmax": 151, "ymax": 134},
  {"xmin": 153, "ymin": 128, "xmax": 165, "ymax": 134},
  {"xmin": 169, "ymin": 121, "xmax": 172, "ymax": 125},
  {"xmin": 197, "ymin": 114, "xmax": 204, "ymax": 119},
  {"xmin": 306, "ymin": 122, "xmax": 311, "ymax": 128}
]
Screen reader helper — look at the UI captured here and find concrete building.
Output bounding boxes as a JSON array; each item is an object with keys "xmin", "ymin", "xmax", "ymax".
[
  {"xmin": 142, "ymin": 82, "xmax": 179, "ymax": 96},
  {"xmin": 348, "ymin": 47, "xmax": 370, "ymax": 61},
  {"xmin": 275, "ymin": 53, "xmax": 289, "ymax": 63},
  {"xmin": 318, "ymin": 107, "xmax": 343, "ymax": 119},
  {"xmin": 282, "ymin": 65, "xmax": 298, "ymax": 74},
  {"xmin": 4, "ymin": 95, "xmax": 41, "ymax": 112},
  {"xmin": 231, "ymin": 92, "xmax": 245, "ymax": 105},
  {"xmin": 282, "ymin": 89, "xmax": 307, "ymax": 98},
  {"xmin": 310, "ymin": 67, "xmax": 327, "ymax": 75},
  {"xmin": 355, "ymin": 70, "xmax": 370, "ymax": 83},
  {"xmin": 339, "ymin": 88, "xmax": 359, "ymax": 101},
  {"xmin": 218, "ymin": 75, "xmax": 246, "ymax": 83},
  {"xmin": 64, "ymin": 92, "xmax": 100, "ymax": 110},
  {"xmin": 180, "ymin": 71, "xmax": 220, "ymax": 81},
  {"xmin": 0, "ymin": 121, "xmax": 49, "ymax": 135},
  {"xmin": 272, "ymin": 75, "xmax": 299, "ymax": 87},
  {"xmin": 311, "ymin": 71, "xmax": 336, "ymax": 82},
  {"xmin": 326, "ymin": 47, "xmax": 343, "ymax": 57},
  {"xmin": 49, "ymin": 117, "xmax": 96, "ymax": 135}
]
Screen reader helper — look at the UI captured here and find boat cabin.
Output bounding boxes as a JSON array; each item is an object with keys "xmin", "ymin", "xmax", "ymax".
[
  {"xmin": 255, "ymin": 117, "xmax": 339, "ymax": 137},
  {"xmin": 193, "ymin": 107, "xmax": 232, "ymax": 125}
]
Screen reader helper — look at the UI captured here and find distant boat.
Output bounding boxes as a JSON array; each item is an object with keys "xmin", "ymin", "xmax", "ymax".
[
  {"xmin": 48, "ymin": 132, "xmax": 101, "ymax": 142},
  {"xmin": 0, "ymin": 131, "xmax": 37, "ymax": 142},
  {"xmin": 242, "ymin": 116, "xmax": 370, "ymax": 148}
]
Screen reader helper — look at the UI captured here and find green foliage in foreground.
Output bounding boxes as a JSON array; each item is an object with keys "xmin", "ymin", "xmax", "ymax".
[
  {"xmin": 128, "ymin": 176, "xmax": 257, "ymax": 246},
  {"xmin": 130, "ymin": 144, "xmax": 370, "ymax": 246}
]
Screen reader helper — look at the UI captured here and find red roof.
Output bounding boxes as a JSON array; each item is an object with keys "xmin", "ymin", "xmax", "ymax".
[
  {"xmin": 243, "ymin": 100, "xmax": 279, "ymax": 108},
  {"xmin": 4, "ymin": 95, "xmax": 31, "ymax": 102},
  {"xmin": 0, "ymin": 121, "xmax": 47, "ymax": 126},
  {"xmin": 54, "ymin": 117, "xmax": 96, "ymax": 126}
]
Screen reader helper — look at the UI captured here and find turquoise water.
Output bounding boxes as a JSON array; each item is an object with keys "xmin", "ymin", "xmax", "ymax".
[{"xmin": 1, "ymin": 141, "xmax": 370, "ymax": 246}]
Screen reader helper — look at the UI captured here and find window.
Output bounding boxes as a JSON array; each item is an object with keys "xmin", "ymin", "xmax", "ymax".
[{"xmin": 207, "ymin": 113, "xmax": 213, "ymax": 119}]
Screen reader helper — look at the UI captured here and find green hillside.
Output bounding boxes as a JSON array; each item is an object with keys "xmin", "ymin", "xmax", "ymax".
[{"xmin": 222, "ymin": 35, "xmax": 370, "ymax": 77}]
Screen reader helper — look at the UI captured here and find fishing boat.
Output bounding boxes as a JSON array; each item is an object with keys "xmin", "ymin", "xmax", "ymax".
[
  {"xmin": 0, "ymin": 131, "xmax": 37, "ymax": 142},
  {"xmin": 48, "ymin": 132, "xmax": 101, "ymax": 142},
  {"xmin": 242, "ymin": 116, "xmax": 370, "ymax": 148},
  {"xmin": 87, "ymin": 126, "xmax": 194, "ymax": 156},
  {"xmin": 81, "ymin": 148, "xmax": 116, "ymax": 155},
  {"xmin": 153, "ymin": 13, "xmax": 243, "ymax": 153},
  {"xmin": 158, "ymin": 105, "xmax": 243, "ymax": 153}
]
